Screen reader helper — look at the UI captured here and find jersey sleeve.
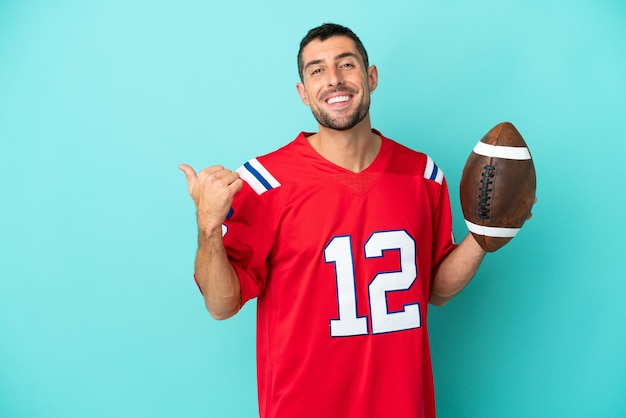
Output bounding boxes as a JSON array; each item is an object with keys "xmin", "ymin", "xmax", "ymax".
[
  {"xmin": 425, "ymin": 163, "xmax": 458, "ymax": 278},
  {"xmin": 222, "ymin": 159, "xmax": 280, "ymax": 305}
]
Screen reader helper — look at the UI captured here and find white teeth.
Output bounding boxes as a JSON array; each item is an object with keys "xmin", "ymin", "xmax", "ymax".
[{"xmin": 327, "ymin": 95, "xmax": 350, "ymax": 104}]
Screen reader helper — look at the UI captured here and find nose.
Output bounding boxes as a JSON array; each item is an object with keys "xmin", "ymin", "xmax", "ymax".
[{"xmin": 327, "ymin": 67, "xmax": 343, "ymax": 87}]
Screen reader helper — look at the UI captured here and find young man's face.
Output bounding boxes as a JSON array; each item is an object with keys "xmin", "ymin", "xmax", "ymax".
[{"xmin": 296, "ymin": 36, "xmax": 378, "ymax": 131}]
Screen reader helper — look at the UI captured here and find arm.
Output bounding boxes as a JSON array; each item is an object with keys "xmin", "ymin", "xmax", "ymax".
[
  {"xmin": 430, "ymin": 233, "xmax": 486, "ymax": 306},
  {"xmin": 194, "ymin": 226, "xmax": 242, "ymax": 320},
  {"xmin": 180, "ymin": 164, "xmax": 243, "ymax": 320}
]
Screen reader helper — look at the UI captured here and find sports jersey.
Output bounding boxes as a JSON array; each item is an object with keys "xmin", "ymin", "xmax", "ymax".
[{"xmin": 222, "ymin": 130, "xmax": 457, "ymax": 418}]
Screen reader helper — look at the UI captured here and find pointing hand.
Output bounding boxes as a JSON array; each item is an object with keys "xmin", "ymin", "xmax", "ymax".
[{"xmin": 179, "ymin": 164, "xmax": 243, "ymax": 232}]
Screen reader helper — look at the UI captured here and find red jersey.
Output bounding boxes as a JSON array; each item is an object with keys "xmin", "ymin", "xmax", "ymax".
[{"xmin": 222, "ymin": 130, "xmax": 457, "ymax": 418}]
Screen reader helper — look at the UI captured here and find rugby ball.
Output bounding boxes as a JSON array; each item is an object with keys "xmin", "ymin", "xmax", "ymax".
[{"xmin": 460, "ymin": 122, "xmax": 536, "ymax": 252}]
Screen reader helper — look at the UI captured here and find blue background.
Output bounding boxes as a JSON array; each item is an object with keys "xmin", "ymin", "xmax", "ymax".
[{"xmin": 1, "ymin": 1, "xmax": 625, "ymax": 417}]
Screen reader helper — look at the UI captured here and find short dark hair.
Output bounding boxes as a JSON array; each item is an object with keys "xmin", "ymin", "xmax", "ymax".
[{"xmin": 297, "ymin": 23, "xmax": 369, "ymax": 81}]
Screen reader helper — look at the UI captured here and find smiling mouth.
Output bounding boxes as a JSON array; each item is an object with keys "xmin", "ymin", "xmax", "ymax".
[{"xmin": 327, "ymin": 95, "xmax": 351, "ymax": 105}]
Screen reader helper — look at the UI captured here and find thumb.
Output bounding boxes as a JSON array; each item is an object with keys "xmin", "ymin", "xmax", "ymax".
[{"xmin": 178, "ymin": 164, "xmax": 197, "ymax": 195}]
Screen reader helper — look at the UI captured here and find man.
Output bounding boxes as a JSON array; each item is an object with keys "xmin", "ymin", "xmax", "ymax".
[{"xmin": 180, "ymin": 23, "xmax": 486, "ymax": 418}]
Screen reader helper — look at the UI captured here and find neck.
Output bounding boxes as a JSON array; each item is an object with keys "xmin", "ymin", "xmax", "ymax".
[{"xmin": 307, "ymin": 117, "xmax": 381, "ymax": 173}]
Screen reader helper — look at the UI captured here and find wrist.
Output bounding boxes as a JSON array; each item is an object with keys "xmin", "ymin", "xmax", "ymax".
[{"xmin": 197, "ymin": 222, "xmax": 224, "ymax": 244}]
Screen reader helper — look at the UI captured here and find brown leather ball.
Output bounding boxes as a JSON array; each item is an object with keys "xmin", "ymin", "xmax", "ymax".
[{"xmin": 460, "ymin": 122, "xmax": 536, "ymax": 252}]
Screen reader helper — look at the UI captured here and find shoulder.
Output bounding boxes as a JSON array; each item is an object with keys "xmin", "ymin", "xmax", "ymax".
[
  {"xmin": 236, "ymin": 157, "xmax": 282, "ymax": 196},
  {"xmin": 234, "ymin": 132, "xmax": 310, "ymax": 196},
  {"xmin": 382, "ymin": 134, "xmax": 445, "ymax": 186}
]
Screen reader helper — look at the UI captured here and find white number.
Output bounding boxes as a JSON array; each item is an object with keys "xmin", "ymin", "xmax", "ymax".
[
  {"xmin": 325, "ymin": 236, "xmax": 369, "ymax": 336},
  {"xmin": 366, "ymin": 230, "xmax": 421, "ymax": 334},
  {"xmin": 324, "ymin": 230, "xmax": 421, "ymax": 337}
]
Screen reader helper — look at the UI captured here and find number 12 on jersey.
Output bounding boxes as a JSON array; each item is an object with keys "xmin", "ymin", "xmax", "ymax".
[{"xmin": 324, "ymin": 230, "xmax": 422, "ymax": 337}]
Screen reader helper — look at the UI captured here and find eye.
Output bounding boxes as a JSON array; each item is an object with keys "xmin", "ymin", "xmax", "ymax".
[
  {"xmin": 310, "ymin": 67, "xmax": 323, "ymax": 76},
  {"xmin": 339, "ymin": 62, "xmax": 355, "ymax": 70}
]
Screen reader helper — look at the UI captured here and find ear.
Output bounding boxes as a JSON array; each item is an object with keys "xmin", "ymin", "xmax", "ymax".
[
  {"xmin": 296, "ymin": 82, "xmax": 310, "ymax": 106},
  {"xmin": 367, "ymin": 65, "xmax": 378, "ymax": 93}
]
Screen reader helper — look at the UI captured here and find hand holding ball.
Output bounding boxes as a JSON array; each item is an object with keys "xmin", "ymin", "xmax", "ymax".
[{"xmin": 460, "ymin": 122, "xmax": 536, "ymax": 252}]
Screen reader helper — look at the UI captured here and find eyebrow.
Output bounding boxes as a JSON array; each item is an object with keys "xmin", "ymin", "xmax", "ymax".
[{"xmin": 303, "ymin": 52, "xmax": 361, "ymax": 71}]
